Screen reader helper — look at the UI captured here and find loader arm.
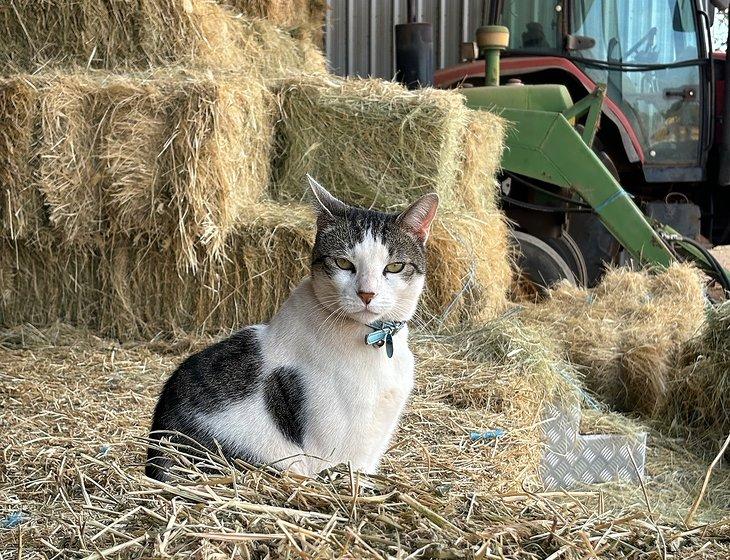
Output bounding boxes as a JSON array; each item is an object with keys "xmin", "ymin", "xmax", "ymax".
[
  {"xmin": 463, "ymin": 83, "xmax": 730, "ymax": 283},
  {"xmin": 498, "ymin": 106, "xmax": 675, "ymax": 268}
]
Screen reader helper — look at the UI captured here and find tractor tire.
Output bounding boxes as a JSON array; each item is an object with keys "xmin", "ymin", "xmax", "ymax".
[
  {"xmin": 545, "ymin": 232, "xmax": 589, "ymax": 287},
  {"xmin": 511, "ymin": 230, "xmax": 577, "ymax": 292}
]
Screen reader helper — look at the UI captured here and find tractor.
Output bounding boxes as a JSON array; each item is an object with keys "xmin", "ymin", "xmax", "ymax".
[{"xmin": 398, "ymin": 0, "xmax": 730, "ymax": 294}]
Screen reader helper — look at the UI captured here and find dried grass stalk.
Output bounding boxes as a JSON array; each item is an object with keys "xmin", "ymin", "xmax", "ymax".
[{"xmin": 522, "ymin": 263, "xmax": 707, "ymax": 416}]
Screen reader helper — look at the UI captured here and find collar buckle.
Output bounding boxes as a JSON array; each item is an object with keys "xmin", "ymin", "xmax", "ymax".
[{"xmin": 365, "ymin": 320, "xmax": 406, "ymax": 358}]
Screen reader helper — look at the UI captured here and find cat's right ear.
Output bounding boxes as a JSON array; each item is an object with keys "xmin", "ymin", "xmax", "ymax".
[{"xmin": 306, "ymin": 174, "xmax": 347, "ymax": 220}]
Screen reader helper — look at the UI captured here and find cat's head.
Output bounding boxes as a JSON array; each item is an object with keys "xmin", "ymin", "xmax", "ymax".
[{"xmin": 307, "ymin": 175, "xmax": 438, "ymax": 325}]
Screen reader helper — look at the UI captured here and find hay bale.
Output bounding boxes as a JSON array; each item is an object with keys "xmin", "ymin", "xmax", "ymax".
[
  {"xmin": 101, "ymin": 72, "xmax": 275, "ymax": 268},
  {"xmin": 273, "ymin": 75, "xmax": 505, "ymax": 214},
  {"xmin": 0, "ymin": 235, "xmax": 100, "ymax": 328},
  {"xmin": 425, "ymin": 210, "xmax": 510, "ymax": 323},
  {"xmin": 0, "ymin": 0, "xmax": 230, "ymax": 71},
  {"xmin": 456, "ymin": 109, "xmax": 506, "ymax": 213},
  {"xmin": 0, "ymin": 71, "xmax": 275, "ymax": 269},
  {"xmin": 0, "ymin": 0, "xmax": 326, "ymax": 77},
  {"xmin": 36, "ymin": 74, "xmax": 104, "ymax": 243},
  {"xmin": 271, "ymin": 76, "xmax": 509, "ymax": 316},
  {"xmin": 102, "ymin": 204, "xmax": 314, "ymax": 338},
  {"xmin": 222, "ymin": 0, "xmax": 327, "ymax": 43},
  {"xmin": 2, "ymin": 202, "xmax": 508, "ymax": 338},
  {"xmin": 222, "ymin": 0, "xmax": 325, "ymax": 28},
  {"xmin": 0, "ymin": 205, "xmax": 313, "ymax": 339},
  {"xmin": 521, "ymin": 264, "xmax": 707, "ymax": 416},
  {"xmin": 0, "ymin": 76, "xmax": 45, "ymax": 241},
  {"xmin": 668, "ymin": 302, "xmax": 730, "ymax": 447}
]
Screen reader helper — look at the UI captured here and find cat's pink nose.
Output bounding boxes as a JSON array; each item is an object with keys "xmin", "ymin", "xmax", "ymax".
[{"xmin": 357, "ymin": 291, "xmax": 375, "ymax": 305}]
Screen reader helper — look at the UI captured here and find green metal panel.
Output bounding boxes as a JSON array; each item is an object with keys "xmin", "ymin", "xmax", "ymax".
[
  {"xmin": 462, "ymin": 84, "xmax": 573, "ymax": 113},
  {"xmin": 498, "ymin": 107, "xmax": 675, "ymax": 268}
]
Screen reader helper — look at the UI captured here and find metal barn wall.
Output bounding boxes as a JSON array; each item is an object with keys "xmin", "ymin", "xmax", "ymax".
[{"xmin": 324, "ymin": 1, "xmax": 489, "ymax": 78}]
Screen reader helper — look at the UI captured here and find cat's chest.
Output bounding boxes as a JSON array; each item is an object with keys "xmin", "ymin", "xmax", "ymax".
[{"xmin": 303, "ymin": 340, "xmax": 414, "ymax": 413}]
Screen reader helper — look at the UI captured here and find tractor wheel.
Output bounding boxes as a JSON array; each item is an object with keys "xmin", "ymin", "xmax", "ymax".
[
  {"xmin": 511, "ymin": 231, "xmax": 577, "ymax": 297},
  {"xmin": 545, "ymin": 232, "xmax": 589, "ymax": 287}
]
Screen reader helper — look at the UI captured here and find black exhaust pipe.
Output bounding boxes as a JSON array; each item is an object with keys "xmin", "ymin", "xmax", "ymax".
[{"xmin": 394, "ymin": 0, "xmax": 433, "ymax": 89}]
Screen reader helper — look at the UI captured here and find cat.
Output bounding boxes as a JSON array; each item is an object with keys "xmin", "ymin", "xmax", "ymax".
[{"xmin": 146, "ymin": 176, "xmax": 438, "ymax": 481}]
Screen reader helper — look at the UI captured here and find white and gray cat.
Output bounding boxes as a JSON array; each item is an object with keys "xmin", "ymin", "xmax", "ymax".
[{"xmin": 146, "ymin": 176, "xmax": 439, "ymax": 480}]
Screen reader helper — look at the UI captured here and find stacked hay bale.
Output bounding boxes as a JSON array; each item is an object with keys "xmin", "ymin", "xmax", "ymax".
[
  {"xmin": 0, "ymin": 72, "xmax": 274, "ymax": 260},
  {"xmin": 0, "ymin": 0, "xmax": 327, "ymax": 76},
  {"xmin": 0, "ymin": 0, "xmax": 511, "ymax": 338},
  {"xmin": 521, "ymin": 264, "xmax": 707, "ymax": 417}
]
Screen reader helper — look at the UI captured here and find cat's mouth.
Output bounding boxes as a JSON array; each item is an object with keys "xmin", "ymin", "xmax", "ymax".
[{"xmin": 348, "ymin": 306, "xmax": 401, "ymax": 325}]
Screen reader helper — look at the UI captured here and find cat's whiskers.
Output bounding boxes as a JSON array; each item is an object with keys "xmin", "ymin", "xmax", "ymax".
[
  {"xmin": 319, "ymin": 308, "xmax": 353, "ymax": 343},
  {"xmin": 390, "ymin": 302, "xmax": 425, "ymax": 331},
  {"xmin": 315, "ymin": 302, "xmax": 349, "ymax": 341}
]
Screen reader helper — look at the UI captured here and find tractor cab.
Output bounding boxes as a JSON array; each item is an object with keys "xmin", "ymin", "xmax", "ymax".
[
  {"xmin": 428, "ymin": 0, "xmax": 730, "ymax": 291},
  {"xmin": 438, "ymin": 0, "xmax": 715, "ymax": 184}
]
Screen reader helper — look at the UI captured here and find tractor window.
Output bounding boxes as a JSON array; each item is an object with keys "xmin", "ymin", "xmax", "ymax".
[
  {"xmin": 570, "ymin": 0, "xmax": 702, "ymax": 167},
  {"xmin": 570, "ymin": 0, "xmax": 699, "ymax": 64},
  {"xmin": 501, "ymin": 0, "xmax": 561, "ymax": 53}
]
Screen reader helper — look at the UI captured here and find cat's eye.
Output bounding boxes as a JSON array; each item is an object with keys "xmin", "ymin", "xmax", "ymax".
[
  {"xmin": 384, "ymin": 262, "xmax": 406, "ymax": 274},
  {"xmin": 334, "ymin": 257, "xmax": 355, "ymax": 271}
]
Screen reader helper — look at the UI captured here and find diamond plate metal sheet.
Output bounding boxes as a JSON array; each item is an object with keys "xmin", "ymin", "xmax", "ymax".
[{"xmin": 541, "ymin": 402, "xmax": 647, "ymax": 490}]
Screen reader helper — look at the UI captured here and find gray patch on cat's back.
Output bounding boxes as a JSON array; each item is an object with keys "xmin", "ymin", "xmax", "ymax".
[
  {"xmin": 146, "ymin": 326, "xmax": 264, "ymax": 480},
  {"xmin": 265, "ymin": 366, "xmax": 307, "ymax": 447}
]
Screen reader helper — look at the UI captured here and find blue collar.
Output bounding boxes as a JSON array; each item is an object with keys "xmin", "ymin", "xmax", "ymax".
[{"xmin": 365, "ymin": 320, "xmax": 406, "ymax": 358}]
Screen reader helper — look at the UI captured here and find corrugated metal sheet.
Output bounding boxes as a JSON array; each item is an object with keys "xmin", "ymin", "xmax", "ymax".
[{"xmin": 325, "ymin": 0, "xmax": 489, "ymax": 78}]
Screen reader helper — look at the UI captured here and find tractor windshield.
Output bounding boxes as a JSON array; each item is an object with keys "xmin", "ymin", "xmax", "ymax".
[
  {"xmin": 501, "ymin": 1, "xmax": 562, "ymax": 53},
  {"xmin": 568, "ymin": 0, "xmax": 702, "ymax": 167}
]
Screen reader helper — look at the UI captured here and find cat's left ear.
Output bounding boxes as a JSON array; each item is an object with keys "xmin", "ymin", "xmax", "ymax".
[{"xmin": 397, "ymin": 193, "xmax": 439, "ymax": 243}]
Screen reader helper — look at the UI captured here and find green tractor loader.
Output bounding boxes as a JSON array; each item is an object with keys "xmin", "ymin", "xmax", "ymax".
[{"xmin": 398, "ymin": 0, "xmax": 730, "ymax": 296}]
